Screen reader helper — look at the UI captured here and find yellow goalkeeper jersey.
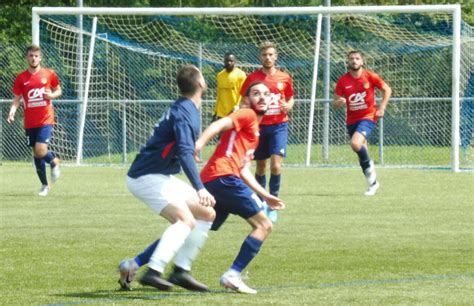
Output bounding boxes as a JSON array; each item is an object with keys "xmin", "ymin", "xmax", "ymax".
[{"xmin": 214, "ymin": 67, "xmax": 247, "ymax": 118}]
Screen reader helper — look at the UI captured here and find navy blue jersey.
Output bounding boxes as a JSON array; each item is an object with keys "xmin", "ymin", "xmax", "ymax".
[{"xmin": 128, "ymin": 97, "xmax": 204, "ymax": 190}]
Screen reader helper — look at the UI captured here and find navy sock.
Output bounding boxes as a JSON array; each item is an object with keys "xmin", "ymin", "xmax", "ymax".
[
  {"xmin": 134, "ymin": 239, "xmax": 159, "ymax": 267},
  {"xmin": 44, "ymin": 151, "xmax": 56, "ymax": 167},
  {"xmin": 269, "ymin": 174, "xmax": 281, "ymax": 197},
  {"xmin": 230, "ymin": 236, "xmax": 263, "ymax": 272},
  {"xmin": 356, "ymin": 146, "xmax": 371, "ymax": 172},
  {"xmin": 34, "ymin": 158, "xmax": 48, "ymax": 185},
  {"xmin": 255, "ymin": 174, "xmax": 266, "ymax": 189}
]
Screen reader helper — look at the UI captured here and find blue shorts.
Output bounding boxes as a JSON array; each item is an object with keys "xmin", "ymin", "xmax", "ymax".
[
  {"xmin": 254, "ymin": 122, "xmax": 288, "ymax": 160},
  {"xmin": 26, "ymin": 125, "xmax": 53, "ymax": 147},
  {"xmin": 347, "ymin": 120, "xmax": 376, "ymax": 139},
  {"xmin": 204, "ymin": 175, "xmax": 264, "ymax": 231}
]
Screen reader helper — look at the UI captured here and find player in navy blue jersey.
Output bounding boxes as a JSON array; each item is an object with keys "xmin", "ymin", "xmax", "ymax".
[{"xmin": 118, "ymin": 65, "xmax": 216, "ymax": 292}]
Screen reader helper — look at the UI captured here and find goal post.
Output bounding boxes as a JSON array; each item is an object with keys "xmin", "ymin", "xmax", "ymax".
[
  {"xmin": 76, "ymin": 16, "xmax": 97, "ymax": 165},
  {"xmin": 30, "ymin": 5, "xmax": 467, "ymax": 171}
]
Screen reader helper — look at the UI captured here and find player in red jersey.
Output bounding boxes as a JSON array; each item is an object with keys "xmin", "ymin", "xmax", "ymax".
[
  {"xmin": 333, "ymin": 50, "xmax": 392, "ymax": 196},
  {"xmin": 196, "ymin": 82, "xmax": 285, "ymax": 294},
  {"xmin": 7, "ymin": 45, "xmax": 62, "ymax": 196},
  {"xmin": 240, "ymin": 41, "xmax": 294, "ymax": 222}
]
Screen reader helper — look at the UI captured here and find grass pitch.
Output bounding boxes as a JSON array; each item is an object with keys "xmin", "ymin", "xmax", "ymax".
[{"xmin": 0, "ymin": 164, "xmax": 472, "ymax": 305}]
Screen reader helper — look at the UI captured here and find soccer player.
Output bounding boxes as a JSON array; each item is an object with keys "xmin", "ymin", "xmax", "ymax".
[
  {"xmin": 118, "ymin": 65, "xmax": 216, "ymax": 292},
  {"xmin": 197, "ymin": 82, "xmax": 285, "ymax": 294},
  {"xmin": 240, "ymin": 41, "xmax": 294, "ymax": 222},
  {"xmin": 333, "ymin": 50, "xmax": 392, "ymax": 196},
  {"xmin": 212, "ymin": 52, "xmax": 247, "ymax": 121},
  {"xmin": 7, "ymin": 44, "xmax": 62, "ymax": 196},
  {"xmin": 120, "ymin": 82, "xmax": 285, "ymax": 294}
]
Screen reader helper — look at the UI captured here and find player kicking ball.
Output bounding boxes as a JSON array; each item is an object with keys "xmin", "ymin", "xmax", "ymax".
[{"xmin": 196, "ymin": 82, "xmax": 285, "ymax": 294}]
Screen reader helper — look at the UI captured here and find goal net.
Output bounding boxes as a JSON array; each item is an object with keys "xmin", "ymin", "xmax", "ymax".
[{"xmin": 8, "ymin": 5, "xmax": 471, "ymax": 169}]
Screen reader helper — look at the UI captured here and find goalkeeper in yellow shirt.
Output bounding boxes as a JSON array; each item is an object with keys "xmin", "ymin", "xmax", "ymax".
[{"xmin": 213, "ymin": 52, "xmax": 247, "ymax": 121}]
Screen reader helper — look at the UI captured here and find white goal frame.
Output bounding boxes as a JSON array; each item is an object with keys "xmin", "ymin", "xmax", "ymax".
[{"xmin": 32, "ymin": 5, "xmax": 462, "ymax": 171}]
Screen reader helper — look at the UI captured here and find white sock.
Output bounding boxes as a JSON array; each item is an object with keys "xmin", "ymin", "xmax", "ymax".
[
  {"xmin": 148, "ymin": 220, "xmax": 191, "ymax": 273},
  {"xmin": 174, "ymin": 220, "xmax": 212, "ymax": 271}
]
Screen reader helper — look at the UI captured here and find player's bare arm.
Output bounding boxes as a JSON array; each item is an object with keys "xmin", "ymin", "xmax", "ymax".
[
  {"xmin": 43, "ymin": 85, "xmax": 62, "ymax": 100},
  {"xmin": 280, "ymin": 97, "xmax": 294, "ymax": 113},
  {"xmin": 376, "ymin": 83, "xmax": 392, "ymax": 118},
  {"xmin": 333, "ymin": 95, "xmax": 346, "ymax": 109},
  {"xmin": 7, "ymin": 95, "xmax": 21, "ymax": 124},
  {"xmin": 240, "ymin": 166, "xmax": 285, "ymax": 210},
  {"xmin": 195, "ymin": 116, "xmax": 234, "ymax": 161}
]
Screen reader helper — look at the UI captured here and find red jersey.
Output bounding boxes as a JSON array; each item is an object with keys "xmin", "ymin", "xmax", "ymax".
[
  {"xmin": 12, "ymin": 68, "xmax": 60, "ymax": 129},
  {"xmin": 201, "ymin": 109, "xmax": 260, "ymax": 183},
  {"xmin": 240, "ymin": 69, "xmax": 294, "ymax": 126},
  {"xmin": 335, "ymin": 70, "xmax": 385, "ymax": 125}
]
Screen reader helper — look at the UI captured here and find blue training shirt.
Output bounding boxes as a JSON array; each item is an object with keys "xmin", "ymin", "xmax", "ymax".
[{"xmin": 127, "ymin": 97, "xmax": 204, "ymax": 191}]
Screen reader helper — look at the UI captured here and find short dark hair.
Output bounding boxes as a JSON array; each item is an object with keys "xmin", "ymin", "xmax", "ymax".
[
  {"xmin": 244, "ymin": 82, "xmax": 268, "ymax": 97},
  {"xmin": 177, "ymin": 65, "xmax": 201, "ymax": 95},
  {"xmin": 347, "ymin": 50, "xmax": 365, "ymax": 60},
  {"xmin": 224, "ymin": 52, "xmax": 236, "ymax": 59},
  {"xmin": 25, "ymin": 44, "xmax": 41, "ymax": 55}
]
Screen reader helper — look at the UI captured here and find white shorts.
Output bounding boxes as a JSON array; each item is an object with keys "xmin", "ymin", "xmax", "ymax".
[{"xmin": 126, "ymin": 174, "xmax": 197, "ymax": 214}]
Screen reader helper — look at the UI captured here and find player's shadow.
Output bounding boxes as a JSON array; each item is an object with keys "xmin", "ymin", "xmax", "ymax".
[
  {"xmin": 1, "ymin": 193, "xmax": 43, "ymax": 198},
  {"xmin": 284, "ymin": 191, "xmax": 358, "ymax": 197},
  {"xmin": 55, "ymin": 288, "xmax": 218, "ymax": 303}
]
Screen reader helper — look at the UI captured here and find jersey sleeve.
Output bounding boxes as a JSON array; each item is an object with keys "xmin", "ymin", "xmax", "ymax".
[
  {"xmin": 284, "ymin": 75, "xmax": 294, "ymax": 99},
  {"xmin": 229, "ymin": 109, "xmax": 255, "ymax": 132},
  {"xmin": 173, "ymin": 111, "xmax": 204, "ymax": 190},
  {"xmin": 50, "ymin": 70, "xmax": 60, "ymax": 88},
  {"xmin": 335, "ymin": 78, "xmax": 344, "ymax": 97},
  {"xmin": 215, "ymin": 73, "xmax": 221, "ymax": 111},
  {"xmin": 237, "ymin": 70, "xmax": 247, "ymax": 90},
  {"xmin": 12, "ymin": 74, "xmax": 23, "ymax": 96},
  {"xmin": 369, "ymin": 71, "xmax": 385, "ymax": 89}
]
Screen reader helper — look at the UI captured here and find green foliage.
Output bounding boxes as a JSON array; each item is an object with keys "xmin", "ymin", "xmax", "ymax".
[
  {"xmin": 0, "ymin": 3, "xmax": 33, "ymax": 44},
  {"xmin": 1, "ymin": 165, "xmax": 473, "ymax": 304},
  {"xmin": 0, "ymin": 0, "xmax": 471, "ymax": 45}
]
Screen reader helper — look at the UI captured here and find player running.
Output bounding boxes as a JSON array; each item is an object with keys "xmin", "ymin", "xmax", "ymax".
[
  {"xmin": 333, "ymin": 50, "xmax": 392, "ymax": 196},
  {"xmin": 7, "ymin": 44, "xmax": 62, "ymax": 196}
]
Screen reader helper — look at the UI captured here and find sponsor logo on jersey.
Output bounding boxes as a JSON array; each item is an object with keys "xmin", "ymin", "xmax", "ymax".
[
  {"xmin": 28, "ymin": 101, "xmax": 47, "ymax": 108},
  {"xmin": 348, "ymin": 91, "xmax": 368, "ymax": 111},
  {"xmin": 27, "ymin": 87, "xmax": 46, "ymax": 105},
  {"xmin": 265, "ymin": 93, "xmax": 282, "ymax": 115}
]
